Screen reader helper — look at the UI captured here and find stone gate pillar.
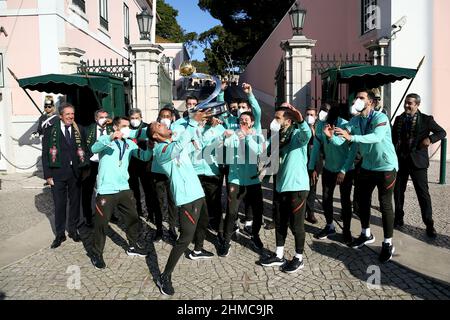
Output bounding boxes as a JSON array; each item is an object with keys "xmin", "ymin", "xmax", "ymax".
[
  {"xmin": 129, "ymin": 43, "xmax": 163, "ymax": 122},
  {"xmin": 281, "ymin": 35, "xmax": 316, "ymax": 110}
]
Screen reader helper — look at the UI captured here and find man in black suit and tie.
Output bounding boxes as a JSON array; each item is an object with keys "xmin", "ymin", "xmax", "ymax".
[
  {"xmin": 392, "ymin": 93, "xmax": 447, "ymax": 238},
  {"xmin": 42, "ymin": 103, "xmax": 90, "ymax": 248}
]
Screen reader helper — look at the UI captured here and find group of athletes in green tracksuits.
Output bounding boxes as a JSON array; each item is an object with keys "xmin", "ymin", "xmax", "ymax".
[{"xmin": 89, "ymin": 84, "xmax": 398, "ymax": 296}]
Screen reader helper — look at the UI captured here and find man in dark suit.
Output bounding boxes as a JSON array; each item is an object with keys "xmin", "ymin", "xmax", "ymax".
[
  {"xmin": 42, "ymin": 103, "xmax": 89, "ymax": 248},
  {"xmin": 392, "ymin": 93, "xmax": 446, "ymax": 238}
]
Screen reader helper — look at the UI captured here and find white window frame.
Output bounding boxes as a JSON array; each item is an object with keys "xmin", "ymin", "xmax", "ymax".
[
  {"xmin": 123, "ymin": 3, "xmax": 130, "ymax": 45},
  {"xmin": 99, "ymin": 0, "xmax": 108, "ymax": 30},
  {"xmin": 0, "ymin": 53, "xmax": 4, "ymax": 88},
  {"xmin": 72, "ymin": 0, "xmax": 85, "ymax": 13},
  {"xmin": 361, "ymin": 0, "xmax": 378, "ymax": 35}
]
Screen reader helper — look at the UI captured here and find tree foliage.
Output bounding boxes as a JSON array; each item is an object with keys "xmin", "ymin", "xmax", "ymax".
[
  {"xmin": 191, "ymin": 60, "xmax": 210, "ymax": 74},
  {"xmin": 156, "ymin": 0, "xmax": 198, "ymax": 55},
  {"xmin": 198, "ymin": 0, "xmax": 294, "ymax": 74},
  {"xmin": 155, "ymin": 0, "xmax": 185, "ymax": 42}
]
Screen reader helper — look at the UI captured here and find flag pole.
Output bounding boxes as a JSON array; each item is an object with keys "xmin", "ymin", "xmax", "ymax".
[
  {"xmin": 8, "ymin": 68, "xmax": 43, "ymax": 115},
  {"xmin": 390, "ymin": 56, "xmax": 425, "ymax": 123}
]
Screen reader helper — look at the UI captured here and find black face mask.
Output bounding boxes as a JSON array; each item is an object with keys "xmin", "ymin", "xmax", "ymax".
[{"xmin": 230, "ymin": 109, "xmax": 238, "ymax": 117}]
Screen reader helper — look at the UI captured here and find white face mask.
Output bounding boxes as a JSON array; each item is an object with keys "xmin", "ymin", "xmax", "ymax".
[
  {"xmin": 306, "ymin": 115, "xmax": 316, "ymax": 125},
  {"xmin": 97, "ymin": 117, "xmax": 107, "ymax": 126},
  {"xmin": 130, "ymin": 119, "xmax": 142, "ymax": 128},
  {"xmin": 350, "ymin": 105, "xmax": 360, "ymax": 116},
  {"xmin": 352, "ymin": 98, "xmax": 366, "ymax": 112},
  {"xmin": 270, "ymin": 119, "xmax": 281, "ymax": 132},
  {"xmin": 160, "ymin": 118, "xmax": 171, "ymax": 128},
  {"xmin": 318, "ymin": 110, "xmax": 328, "ymax": 122},
  {"xmin": 237, "ymin": 108, "xmax": 246, "ymax": 117},
  {"xmin": 120, "ymin": 127, "xmax": 131, "ymax": 139}
]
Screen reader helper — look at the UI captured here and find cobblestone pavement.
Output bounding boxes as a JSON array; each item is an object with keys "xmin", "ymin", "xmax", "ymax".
[
  {"xmin": 0, "ymin": 161, "xmax": 449, "ymax": 300},
  {"xmin": 393, "ymin": 164, "xmax": 450, "ymax": 251}
]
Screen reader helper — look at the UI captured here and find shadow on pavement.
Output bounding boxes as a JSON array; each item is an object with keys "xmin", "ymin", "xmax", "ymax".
[
  {"xmin": 360, "ymin": 214, "xmax": 450, "ymax": 251},
  {"xmin": 34, "ymin": 187, "xmax": 56, "ymax": 236},
  {"xmin": 138, "ymin": 221, "xmax": 161, "ymax": 281},
  {"xmin": 310, "ymin": 240, "xmax": 450, "ymax": 299},
  {"xmin": 78, "ymin": 215, "xmax": 160, "ymax": 278},
  {"xmin": 394, "ymin": 223, "xmax": 450, "ymax": 250}
]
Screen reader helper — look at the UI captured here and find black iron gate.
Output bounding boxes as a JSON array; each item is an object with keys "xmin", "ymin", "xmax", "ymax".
[
  {"xmin": 311, "ymin": 52, "xmax": 371, "ymax": 108},
  {"xmin": 77, "ymin": 58, "xmax": 133, "ymax": 113}
]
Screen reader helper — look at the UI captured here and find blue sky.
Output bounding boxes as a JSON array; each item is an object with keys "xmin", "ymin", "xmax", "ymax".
[{"xmin": 164, "ymin": 0, "xmax": 221, "ymax": 61}]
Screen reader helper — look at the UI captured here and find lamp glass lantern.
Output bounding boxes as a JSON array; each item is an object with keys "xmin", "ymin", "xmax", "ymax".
[
  {"xmin": 289, "ymin": 2, "xmax": 307, "ymax": 35},
  {"xmin": 136, "ymin": 9, "xmax": 153, "ymax": 40}
]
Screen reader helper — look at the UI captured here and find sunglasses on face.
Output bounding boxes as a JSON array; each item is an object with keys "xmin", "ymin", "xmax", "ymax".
[{"xmin": 44, "ymin": 105, "xmax": 53, "ymax": 109}]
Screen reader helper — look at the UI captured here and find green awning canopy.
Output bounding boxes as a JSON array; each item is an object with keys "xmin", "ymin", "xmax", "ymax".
[
  {"xmin": 18, "ymin": 73, "xmax": 111, "ymax": 96},
  {"xmin": 322, "ymin": 64, "xmax": 417, "ymax": 89}
]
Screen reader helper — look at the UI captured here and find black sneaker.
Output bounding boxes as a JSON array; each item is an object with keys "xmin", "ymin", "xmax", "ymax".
[
  {"xmin": 153, "ymin": 230, "xmax": 163, "ymax": 242},
  {"xmin": 281, "ymin": 257, "xmax": 304, "ymax": 273},
  {"xmin": 251, "ymin": 234, "xmax": 264, "ymax": 250},
  {"xmin": 188, "ymin": 249, "xmax": 214, "ymax": 260},
  {"xmin": 314, "ymin": 225, "xmax": 336, "ymax": 240},
  {"xmin": 260, "ymin": 253, "xmax": 286, "ymax": 267},
  {"xmin": 351, "ymin": 233, "xmax": 375, "ymax": 249},
  {"xmin": 238, "ymin": 225, "xmax": 252, "ymax": 239},
  {"xmin": 90, "ymin": 254, "xmax": 106, "ymax": 270},
  {"xmin": 217, "ymin": 242, "xmax": 231, "ymax": 257},
  {"xmin": 379, "ymin": 242, "xmax": 395, "ymax": 263},
  {"xmin": 156, "ymin": 273, "xmax": 174, "ymax": 296},
  {"xmin": 126, "ymin": 246, "xmax": 147, "ymax": 257}
]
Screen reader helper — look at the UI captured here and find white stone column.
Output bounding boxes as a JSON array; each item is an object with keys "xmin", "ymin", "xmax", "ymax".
[
  {"xmin": 365, "ymin": 37, "xmax": 391, "ymax": 113},
  {"xmin": 280, "ymin": 35, "xmax": 316, "ymax": 110},
  {"xmin": 58, "ymin": 47, "xmax": 85, "ymax": 74},
  {"xmin": 129, "ymin": 43, "xmax": 163, "ymax": 122}
]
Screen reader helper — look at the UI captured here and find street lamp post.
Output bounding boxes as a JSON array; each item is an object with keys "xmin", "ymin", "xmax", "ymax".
[
  {"xmin": 136, "ymin": 9, "xmax": 153, "ymax": 41},
  {"xmin": 281, "ymin": 1, "xmax": 315, "ymax": 107},
  {"xmin": 172, "ymin": 61, "xmax": 176, "ymax": 86},
  {"xmin": 130, "ymin": 6, "xmax": 163, "ymax": 121},
  {"xmin": 166, "ymin": 56, "xmax": 171, "ymax": 76},
  {"xmin": 289, "ymin": 2, "xmax": 307, "ymax": 35}
]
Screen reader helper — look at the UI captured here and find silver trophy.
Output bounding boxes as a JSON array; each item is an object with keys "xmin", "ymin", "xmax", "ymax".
[{"xmin": 180, "ymin": 61, "xmax": 228, "ymax": 116}]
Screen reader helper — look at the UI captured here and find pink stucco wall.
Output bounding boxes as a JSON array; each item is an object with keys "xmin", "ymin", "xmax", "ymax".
[
  {"xmin": 432, "ymin": 0, "xmax": 450, "ymax": 135},
  {"xmin": 0, "ymin": 15, "xmax": 42, "ymax": 115},
  {"xmin": 241, "ymin": 0, "xmax": 371, "ymax": 101},
  {"xmin": 66, "ymin": 0, "xmax": 144, "ymax": 61},
  {"xmin": 6, "ymin": 0, "xmax": 38, "ymax": 9},
  {"xmin": 2, "ymin": 1, "xmax": 148, "ymax": 116}
]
